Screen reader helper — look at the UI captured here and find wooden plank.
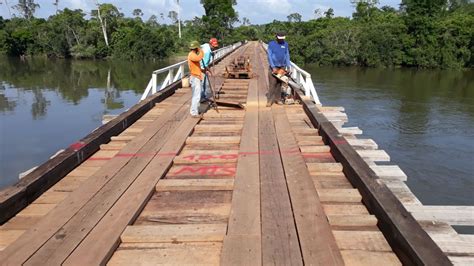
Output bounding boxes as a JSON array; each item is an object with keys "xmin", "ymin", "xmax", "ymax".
[
  {"xmin": 221, "ymin": 236, "xmax": 261, "ymax": 265},
  {"xmin": 341, "ymin": 250, "xmax": 401, "ymax": 266},
  {"xmin": 406, "ymin": 206, "xmax": 474, "ymax": 226},
  {"xmin": 220, "ymin": 47, "xmax": 262, "ymax": 265},
  {"xmin": 318, "ymin": 189, "xmax": 362, "ymax": 203},
  {"xmin": 357, "ymin": 150, "xmax": 390, "ymax": 162},
  {"xmin": 307, "ymin": 162, "xmax": 343, "ymax": 173},
  {"xmin": 66, "ymin": 166, "xmax": 100, "ymax": 177},
  {"xmin": 173, "ymin": 153, "xmax": 238, "ymax": 164},
  {"xmin": 120, "ymin": 224, "xmax": 227, "ymax": 243},
  {"xmin": 333, "ymin": 230, "xmax": 393, "ymax": 252},
  {"xmin": 156, "ymin": 179, "xmax": 234, "ymax": 191},
  {"xmin": 297, "ymin": 92, "xmax": 451, "ymax": 265},
  {"xmin": 194, "ymin": 124, "xmax": 243, "ymax": 132},
  {"xmin": 449, "ymin": 256, "xmax": 474, "ymax": 265},
  {"xmin": 328, "ymin": 215, "xmax": 378, "ymax": 227},
  {"xmin": 347, "ymin": 138, "xmax": 378, "ymax": 150},
  {"xmin": 300, "ymin": 145, "xmax": 331, "ymax": 153},
  {"xmin": 259, "ymin": 108, "xmax": 302, "ymax": 265},
  {"xmin": 272, "ymin": 105, "xmax": 344, "ymax": 265},
  {"xmin": 323, "ymin": 204, "xmax": 370, "ymax": 215},
  {"xmin": 370, "ymin": 165, "xmax": 407, "ymax": 181},
  {"xmin": 0, "ymin": 230, "xmax": 24, "ymax": 250},
  {"xmin": 16, "ymin": 203, "xmax": 56, "ymax": 217},
  {"xmin": 0, "ymin": 216, "xmax": 41, "ymax": 230},
  {"xmin": 32, "ymin": 191, "xmax": 68, "ymax": 204},
  {"xmin": 0, "ymin": 92, "xmax": 193, "ymax": 265},
  {"xmin": 337, "ymin": 127, "xmax": 363, "ymax": 135},
  {"xmin": 185, "ymin": 136, "xmax": 241, "ymax": 145},
  {"xmin": 138, "ymin": 203, "xmax": 231, "ymax": 225},
  {"xmin": 108, "ymin": 242, "xmax": 222, "ymax": 265}
]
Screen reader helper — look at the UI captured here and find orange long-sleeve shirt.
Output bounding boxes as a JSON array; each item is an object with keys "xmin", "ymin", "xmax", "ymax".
[{"xmin": 188, "ymin": 48, "xmax": 204, "ymax": 80}]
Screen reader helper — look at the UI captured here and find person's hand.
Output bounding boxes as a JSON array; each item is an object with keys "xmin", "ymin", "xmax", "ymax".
[{"xmin": 272, "ymin": 68, "xmax": 278, "ymax": 74}]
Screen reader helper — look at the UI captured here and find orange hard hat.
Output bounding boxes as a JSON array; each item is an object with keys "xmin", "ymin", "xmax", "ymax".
[{"xmin": 209, "ymin": 38, "xmax": 219, "ymax": 48}]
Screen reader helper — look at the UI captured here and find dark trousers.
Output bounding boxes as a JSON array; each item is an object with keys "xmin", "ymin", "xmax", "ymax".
[{"xmin": 267, "ymin": 68, "xmax": 282, "ymax": 104}]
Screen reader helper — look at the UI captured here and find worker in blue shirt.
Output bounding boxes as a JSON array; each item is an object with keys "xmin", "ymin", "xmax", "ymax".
[
  {"xmin": 200, "ymin": 38, "xmax": 219, "ymax": 102},
  {"xmin": 267, "ymin": 32, "xmax": 291, "ymax": 107}
]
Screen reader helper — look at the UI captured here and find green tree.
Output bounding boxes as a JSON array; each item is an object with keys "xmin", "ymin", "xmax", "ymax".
[
  {"xmin": 132, "ymin": 8, "xmax": 143, "ymax": 18},
  {"xmin": 168, "ymin": 10, "xmax": 178, "ymax": 24},
  {"xmin": 287, "ymin": 13, "xmax": 302, "ymax": 23},
  {"xmin": 200, "ymin": 0, "xmax": 238, "ymax": 41},
  {"xmin": 351, "ymin": 0, "xmax": 380, "ymax": 21},
  {"xmin": 325, "ymin": 8, "xmax": 334, "ymax": 18}
]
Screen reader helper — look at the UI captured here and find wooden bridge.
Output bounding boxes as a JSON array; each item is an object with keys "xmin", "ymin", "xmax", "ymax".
[{"xmin": 0, "ymin": 41, "xmax": 472, "ymax": 265}]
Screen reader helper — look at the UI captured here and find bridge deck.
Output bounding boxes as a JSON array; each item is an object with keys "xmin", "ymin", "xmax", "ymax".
[{"xmin": 0, "ymin": 42, "xmax": 464, "ymax": 265}]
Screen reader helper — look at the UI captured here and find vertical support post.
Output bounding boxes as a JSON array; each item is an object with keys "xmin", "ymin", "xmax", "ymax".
[{"xmin": 152, "ymin": 73, "xmax": 157, "ymax": 94}]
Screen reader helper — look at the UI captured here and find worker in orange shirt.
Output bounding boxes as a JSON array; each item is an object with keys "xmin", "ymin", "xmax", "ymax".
[{"xmin": 187, "ymin": 41, "xmax": 204, "ymax": 118}]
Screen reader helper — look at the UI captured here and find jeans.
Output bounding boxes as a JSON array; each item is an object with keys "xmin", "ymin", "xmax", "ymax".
[
  {"xmin": 267, "ymin": 68, "xmax": 282, "ymax": 104},
  {"xmin": 201, "ymin": 75, "xmax": 212, "ymax": 100},
  {"xmin": 190, "ymin": 75, "xmax": 202, "ymax": 115}
]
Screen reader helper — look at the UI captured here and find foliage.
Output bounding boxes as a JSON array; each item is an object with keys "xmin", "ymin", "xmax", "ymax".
[
  {"xmin": 200, "ymin": 0, "xmax": 238, "ymax": 42},
  {"xmin": 0, "ymin": 1, "xmax": 472, "ymax": 69}
]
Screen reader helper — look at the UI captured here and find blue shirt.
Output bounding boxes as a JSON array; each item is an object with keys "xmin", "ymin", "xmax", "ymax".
[
  {"xmin": 200, "ymin": 43, "xmax": 212, "ymax": 69},
  {"xmin": 267, "ymin": 40, "xmax": 290, "ymax": 69}
]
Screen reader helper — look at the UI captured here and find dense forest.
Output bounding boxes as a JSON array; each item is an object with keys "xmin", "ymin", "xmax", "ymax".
[{"xmin": 0, "ymin": 0, "xmax": 473, "ymax": 68}]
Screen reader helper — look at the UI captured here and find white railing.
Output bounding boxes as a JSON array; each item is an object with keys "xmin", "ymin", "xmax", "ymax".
[
  {"xmin": 140, "ymin": 42, "xmax": 243, "ymax": 101},
  {"xmin": 261, "ymin": 42, "xmax": 321, "ymax": 105}
]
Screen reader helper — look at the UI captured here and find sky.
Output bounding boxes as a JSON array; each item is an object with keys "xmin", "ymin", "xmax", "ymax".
[{"xmin": 1, "ymin": 0, "xmax": 402, "ymax": 24}]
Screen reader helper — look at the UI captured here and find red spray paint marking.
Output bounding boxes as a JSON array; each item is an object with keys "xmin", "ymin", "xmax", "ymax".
[
  {"xmin": 333, "ymin": 139, "xmax": 348, "ymax": 145},
  {"xmin": 85, "ymin": 148, "xmax": 323, "ymax": 162},
  {"xmin": 70, "ymin": 142, "xmax": 85, "ymax": 151},
  {"xmin": 172, "ymin": 165, "xmax": 236, "ymax": 176}
]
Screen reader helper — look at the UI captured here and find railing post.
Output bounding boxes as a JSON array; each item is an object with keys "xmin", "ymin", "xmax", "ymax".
[{"xmin": 152, "ymin": 73, "xmax": 157, "ymax": 94}]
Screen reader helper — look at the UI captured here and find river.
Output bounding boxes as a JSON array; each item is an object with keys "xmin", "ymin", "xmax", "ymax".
[{"xmin": 1, "ymin": 58, "xmax": 473, "ymax": 226}]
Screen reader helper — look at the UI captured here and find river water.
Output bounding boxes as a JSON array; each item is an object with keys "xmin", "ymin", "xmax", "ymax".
[
  {"xmin": 0, "ymin": 56, "xmax": 179, "ymax": 188},
  {"xmin": 0, "ymin": 58, "xmax": 473, "ymax": 215},
  {"xmin": 306, "ymin": 66, "xmax": 474, "ymax": 208}
]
